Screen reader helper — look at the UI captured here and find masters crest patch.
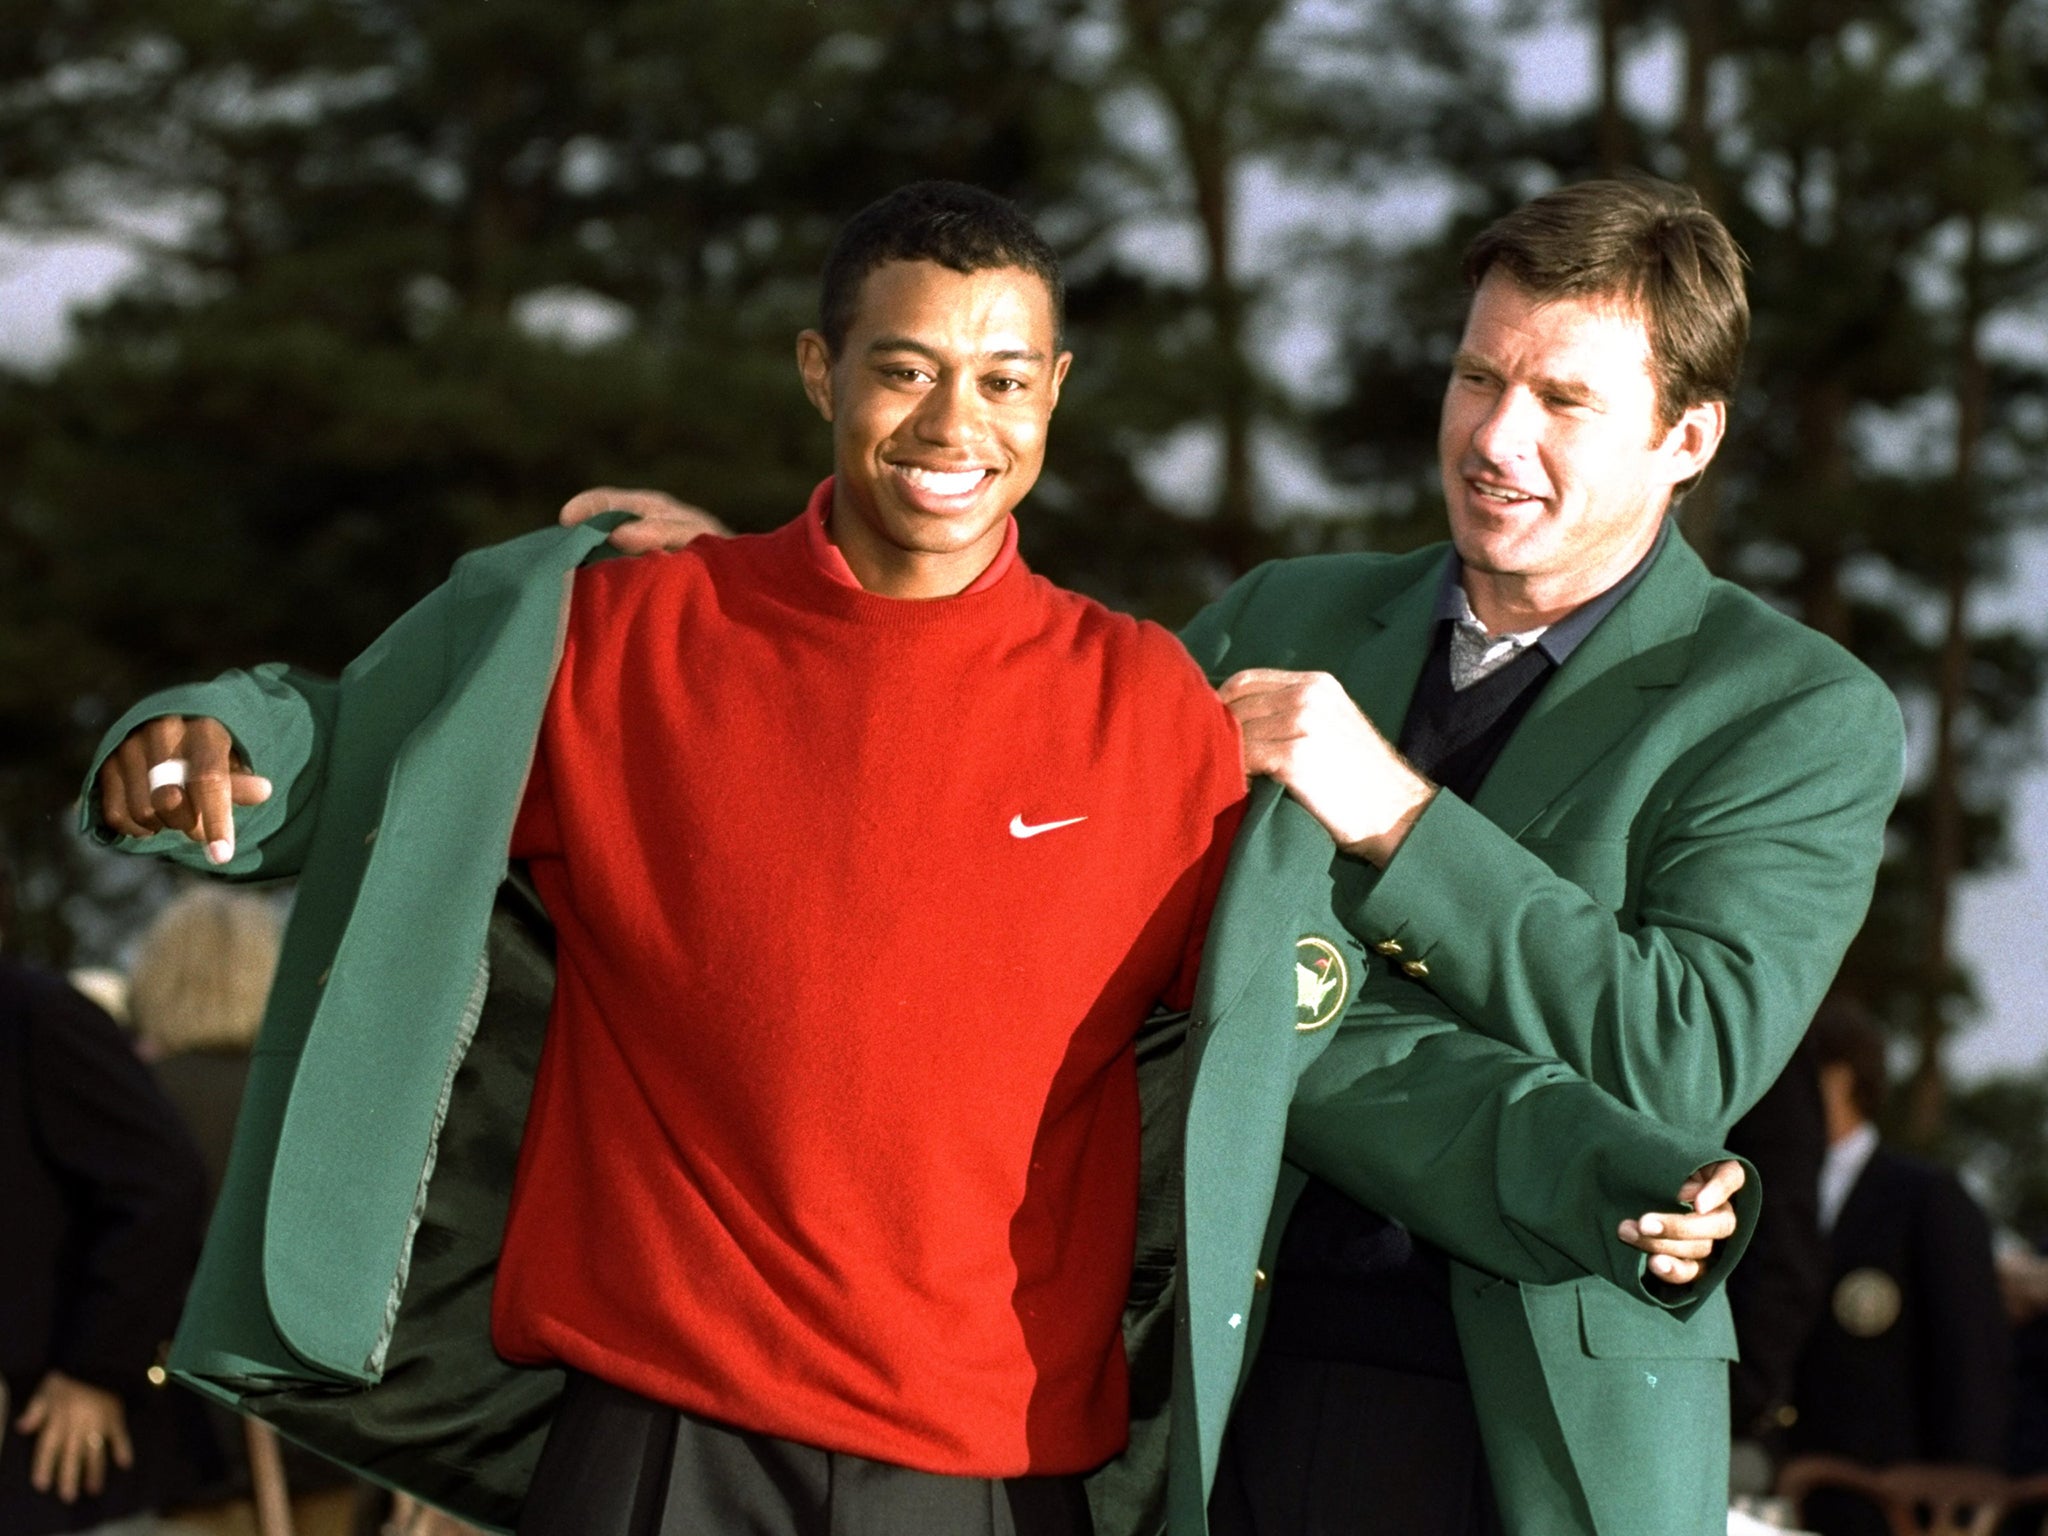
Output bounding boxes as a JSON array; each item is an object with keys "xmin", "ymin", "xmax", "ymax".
[{"xmin": 1294, "ymin": 934, "xmax": 1349, "ymax": 1033}]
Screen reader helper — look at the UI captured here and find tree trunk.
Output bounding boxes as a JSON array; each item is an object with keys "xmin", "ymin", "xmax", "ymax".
[
  {"xmin": 1597, "ymin": 0, "xmax": 1628, "ymax": 174},
  {"xmin": 1909, "ymin": 210, "xmax": 1987, "ymax": 1147}
]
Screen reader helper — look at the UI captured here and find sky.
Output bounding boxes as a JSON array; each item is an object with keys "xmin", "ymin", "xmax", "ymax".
[{"xmin": 4, "ymin": 7, "xmax": 2044, "ymax": 1084}]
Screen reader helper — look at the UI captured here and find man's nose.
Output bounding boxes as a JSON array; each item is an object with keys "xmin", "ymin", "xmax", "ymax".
[
  {"xmin": 1470, "ymin": 386, "xmax": 1540, "ymax": 464},
  {"xmin": 912, "ymin": 374, "xmax": 991, "ymax": 445}
]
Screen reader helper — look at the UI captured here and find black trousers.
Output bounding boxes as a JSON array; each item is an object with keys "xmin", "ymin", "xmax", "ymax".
[
  {"xmin": 517, "ymin": 1373, "xmax": 1094, "ymax": 1536},
  {"xmin": 1208, "ymin": 1352, "xmax": 1504, "ymax": 1536}
]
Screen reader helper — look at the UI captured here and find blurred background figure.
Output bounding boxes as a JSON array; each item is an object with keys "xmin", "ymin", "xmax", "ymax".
[
  {"xmin": 1726, "ymin": 1033, "xmax": 1831, "ymax": 1499},
  {"xmin": 1, "ymin": 861, "xmax": 209, "ymax": 1535},
  {"xmin": 127, "ymin": 886, "xmax": 280, "ymax": 1205},
  {"xmin": 2002, "ymin": 1238, "xmax": 2048, "ymax": 1481},
  {"xmin": 1788, "ymin": 996, "xmax": 2014, "ymax": 1536}
]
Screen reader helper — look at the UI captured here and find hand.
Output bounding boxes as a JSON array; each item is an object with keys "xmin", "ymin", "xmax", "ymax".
[
  {"xmin": 96, "ymin": 715, "xmax": 272, "ymax": 864},
  {"xmin": 558, "ymin": 487, "xmax": 729, "ymax": 553},
  {"xmin": 1617, "ymin": 1158, "xmax": 1746, "ymax": 1285},
  {"xmin": 1218, "ymin": 669, "xmax": 1436, "ymax": 865},
  {"xmin": 15, "ymin": 1371, "xmax": 133, "ymax": 1504}
]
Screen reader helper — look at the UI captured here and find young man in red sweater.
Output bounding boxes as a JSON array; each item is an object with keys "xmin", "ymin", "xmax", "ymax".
[
  {"xmin": 98, "ymin": 183, "xmax": 1736, "ymax": 1536},
  {"xmin": 491, "ymin": 183, "xmax": 1248, "ymax": 1536}
]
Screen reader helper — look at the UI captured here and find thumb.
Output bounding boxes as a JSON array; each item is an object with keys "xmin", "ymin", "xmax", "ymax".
[{"xmin": 15, "ymin": 1389, "xmax": 48, "ymax": 1433}]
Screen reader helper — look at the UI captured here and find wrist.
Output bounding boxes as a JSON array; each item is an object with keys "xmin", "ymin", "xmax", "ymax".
[{"xmin": 1339, "ymin": 778, "xmax": 1437, "ymax": 867}]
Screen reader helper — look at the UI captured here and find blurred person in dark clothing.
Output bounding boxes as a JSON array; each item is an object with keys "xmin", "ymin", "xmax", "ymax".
[
  {"xmin": 0, "ymin": 865, "xmax": 210, "ymax": 1535},
  {"xmin": 2001, "ymin": 1241, "xmax": 2048, "ymax": 1477},
  {"xmin": 1790, "ymin": 997, "xmax": 2013, "ymax": 1536},
  {"xmin": 1725, "ymin": 1035, "xmax": 1830, "ymax": 1477}
]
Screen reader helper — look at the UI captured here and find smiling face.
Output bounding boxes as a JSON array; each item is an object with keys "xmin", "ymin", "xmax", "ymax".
[
  {"xmin": 798, "ymin": 259, "xmax": 1071, "ymax": 599},
  {"xmin": 1438, "ymin": 270, "xmax": 1724, "ymax": 631}
]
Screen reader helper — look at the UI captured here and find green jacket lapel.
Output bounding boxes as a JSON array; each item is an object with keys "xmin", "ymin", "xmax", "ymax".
[
  {"xmin": 1175, "ymin": 780, "xmax": 1355, "ymax": 1512},
  {"xmin": 1472, "ymin": 531, "xmax": 1712, "ymax": 838},
  {"xmin": 1330, "ymin": 550, "xmax": 1446, "ymax": 733}
]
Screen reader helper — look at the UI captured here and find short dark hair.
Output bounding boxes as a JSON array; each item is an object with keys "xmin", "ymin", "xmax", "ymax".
[
  {"xmin": 1808, "ymin": 994, "xmax": 1889, "ymax": 1124},
  {"xmin": 1462, "ymin": 175, "xmax": 1749, "ymax": 433},
  {"xmin": 817, "ymin": 181, "xmax": 1064, "ymax": 357}
]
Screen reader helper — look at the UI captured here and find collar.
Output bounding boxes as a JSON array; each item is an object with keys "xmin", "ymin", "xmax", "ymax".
[
  {"xmin": 1818, "ymin": 1121, "xmax": 1881, "ymax": 1235},
  {"xmin": 800, "ymin": 477, "xmax": 1020, "ymax": 595},
  {"xmin": 1433, "ymin": 515, "xmax": 1674, "ymax": 664}
]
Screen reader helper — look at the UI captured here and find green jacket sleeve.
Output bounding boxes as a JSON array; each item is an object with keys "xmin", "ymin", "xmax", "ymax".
[
  {"xmin": 1332, "ymin": 668, "xmax": 1903, "ymax": 1134},
  {"xmin": 77, "ymin": 571, "xmax": 459, "ymax": 880},
  {"xmin": 77, "ymin": 665, "xmax": 340, "ymax": 880},
  {"xmin": 1285, "ymin": 993, "xmax": 1755, "ymax": 1313}
]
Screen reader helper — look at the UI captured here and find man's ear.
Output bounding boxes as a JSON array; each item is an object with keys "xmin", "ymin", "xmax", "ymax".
[
  {"xmin": 1663, "ymin": 398, "xmax": 1726, "ymax": 487},
  {"xmin": 796, "ymin": 330, "xmax": 835, "ymax": 422},
  {"xmin": 1048, "ymin": 350, "xmax": 1073, "ymax": 412}
]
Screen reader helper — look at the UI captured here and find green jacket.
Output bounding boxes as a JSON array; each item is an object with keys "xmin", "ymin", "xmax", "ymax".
[
  {"xmin": 85, "ymin": 520, "xmax": 1752, "ymax": 1534},
  {"xmin": 1177, "ymin": 530, "xmax": 1904, "ymax": 1535}
]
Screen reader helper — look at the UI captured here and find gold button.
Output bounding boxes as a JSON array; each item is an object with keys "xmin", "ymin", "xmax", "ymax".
[
  {"xmin": 1372, "ymin": 939, "xmax": 1404, "ymax": 957},
  {"xmin": 1774, "ymin": 1404, "xmax": 1799, "ymax": 1428},
  {"xmin": 147, "ymin": 1365, "xmax": 169, "ymax": 1387},
  {"xmin": 1401, "ymin": 959, "xmax": 1430, "ymax": 979},
  {"xmin": 1252, "ymin": 1268, "xmax": 1269, "ymax": 1292}
]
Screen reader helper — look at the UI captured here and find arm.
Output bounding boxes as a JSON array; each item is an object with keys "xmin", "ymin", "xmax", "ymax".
[
  {"xmin": 77, "ymin": 550, "xmax": 475, "ymax": 877},
  {"xmin": 1287, "ymin": 981, "xmax": 1756, "ymax": 1311},
  {"xmin": 1333, "ymin": 671, "xmax": 1901, "ymax": 1132}
]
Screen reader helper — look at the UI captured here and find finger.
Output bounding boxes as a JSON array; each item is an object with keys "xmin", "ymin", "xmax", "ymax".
[
  {"xmin": 33, "ymin": 1423, "xmax": 65, "ymax": 1499},
  {"xmin": 1648, "ymin": 1254, "xmax": 1701, "ymax": 1284},
  {"xmin": 558, "ymin": 487, "xmax": 627, "ymax": 527},
  {"xmin": 1637, "ymin": 1208, "xmax": 1738, "ymax": 1243},
  {"xmin": 15, "ymin": 1388, "xmax": 48, "ymax": 1434},
  {"xmin": 560, "ymin": 487, "xmax": 708, "ymax": 528},
  {"xmin": 79, "ymin": 1430, "xmax": 107, "ymax": 1498},
  {"xmin": 1687, "ymin": 1159, "xmax": 1746, "ymax": 1214},
  {"xmin": 141, "ymin": 715, "xmax": 200, "ymax": 836},
  {"xmin": 1636, "ymin": 1235, "xmax": 1717, "ymax": 1260},
  {"xmin": 107, "ymin": 1416, "xmax": 134, "ymax": 1470},
  {"xmin": 182, "ymin": 719, "xmax": 241, "ymax": 863},
  {"xmin": 1217, "ymin": 668, "xmax": 1322, "ymax": 703},
  {"xmin": 231, "ymin": 770, "xmax": 275, "ymax": 807},
  {"xmin": 605, "ymin": 514, "xmax": 724, "ymax": 553},
  {"xmin": 104, "ymin": 734, "xmax": 162, "ymax": 838}
]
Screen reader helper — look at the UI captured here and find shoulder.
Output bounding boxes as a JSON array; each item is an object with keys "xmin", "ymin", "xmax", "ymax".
[
  {"xmin": 1029, "ymin": 581, "xmax": 1239, "ymax": 770},
  {"xmin": 1038, "ymin": 578, "xmax": 1218, "ymax": 695},
  {"xmin": 1180, "ymin": 546, "xmax": 1445, "ymax": 675},
  {"xmin": 1692, "ymin": 571, "xmax": 1888, "ymax": 700},
  {"xmin": 1217, "ymin": 545, "xmax": 1443, "ymax": 624},
  {"xmin": 562, "ymin": 533, "xmax": 749, "ymax": 632}
]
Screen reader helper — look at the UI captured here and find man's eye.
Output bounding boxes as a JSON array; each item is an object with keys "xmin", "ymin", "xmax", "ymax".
[{"xmin": 987, "ymin": 377, "xmax": 1026, "ymax": 394}]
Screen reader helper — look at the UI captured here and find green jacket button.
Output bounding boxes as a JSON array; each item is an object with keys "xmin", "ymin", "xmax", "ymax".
[
  {"xmin": 1373, "ymin": 938, "xmax": 1404, "ymax": 957},
  {"xmin": 1400, "ymin": 958, "xmax": 1430, "ymax": 979}
]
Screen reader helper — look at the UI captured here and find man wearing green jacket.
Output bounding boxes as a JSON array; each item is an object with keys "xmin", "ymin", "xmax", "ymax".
[
  {"xmin": 89, "ymin": 181, "xmax": 1763, "ymax": 1536},
  {"xmin": 576, "ymin": 177, "xmax": 1902, "ymax": 1535}
]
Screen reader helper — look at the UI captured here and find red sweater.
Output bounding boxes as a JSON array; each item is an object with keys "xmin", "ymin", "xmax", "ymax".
[{"xmin": 495, "ymin": 483, "xmax": 1245, "ymax": 1475}]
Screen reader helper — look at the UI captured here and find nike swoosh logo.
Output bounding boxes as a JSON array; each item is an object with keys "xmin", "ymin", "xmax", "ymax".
[{"xmin": 1009, "ymin": 814, "xmax": 1088, "ymax": 839}]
